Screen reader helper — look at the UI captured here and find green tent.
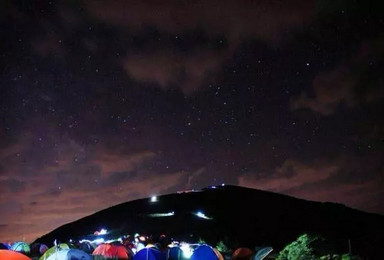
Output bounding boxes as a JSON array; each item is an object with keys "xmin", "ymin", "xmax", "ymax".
[{"xmin": 39, "ymin": 243, "xmax": 72, "ymax": 260}]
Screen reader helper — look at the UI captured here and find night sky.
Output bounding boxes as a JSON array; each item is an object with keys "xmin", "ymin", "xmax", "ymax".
[{"xmin": 1, "ymin": 0, "xmax": 383, "ymax": 243}]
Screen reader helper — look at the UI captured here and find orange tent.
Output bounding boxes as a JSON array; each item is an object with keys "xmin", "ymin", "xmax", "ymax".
[
  {"xmin": 213, "ymin": 248, "xmax": 225, "ymax": 260},
  {"xmin": 0, "ymin": 249, "xmax": 31, "ymax": 260}
]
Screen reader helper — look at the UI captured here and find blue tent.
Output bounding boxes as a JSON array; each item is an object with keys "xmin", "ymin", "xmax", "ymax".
[
  {"xmin": 0, "ymin": 243, "xmax": 9, "ymax": 250},
  {"xmin": 190, "ymin": 244, "xmax": 219, "ymax": 260},
  {"xmin": 133, "ymin": 247, "xmax": 166, "ymax": 260}
]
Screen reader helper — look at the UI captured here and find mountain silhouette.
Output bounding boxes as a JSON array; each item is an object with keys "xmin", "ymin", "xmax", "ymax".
[{"xmin": 34, "ymin": 185, "xmax": 384, "ymax": 258}]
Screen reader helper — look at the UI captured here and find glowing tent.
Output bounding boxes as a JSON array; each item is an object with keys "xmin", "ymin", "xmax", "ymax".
[
  {"xmin": 166, "ymin": 246, "xmax": 188, "ymax": 260},
  {"xmin": 0, "ymin": 249, "xmax": 31, "ymax": 260},
  {"xmin": 45, "ymin": 249, "xmax": 91, "ymax": 260}
]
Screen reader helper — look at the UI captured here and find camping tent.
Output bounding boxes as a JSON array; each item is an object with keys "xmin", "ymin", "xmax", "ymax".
[
  {"xmin": 93, "ymin": 243, "xmax": 132, "ymax": 259},
  {"xmin": 39, "ymin": 243, "xmax": 71, "ymax": 260},
  {"xmin": 190, "ymin": 244, "xmax": 222, "ymax": 260},
  {"xmin": 133, "ymin": 247, "xmax": 166, "ymax": 260},
  {"xmin": 231, "ymin": 247, "xmax": 254, "ymax": 260},
  {"xmin": 45, "ymin": 249, "xmax": 91, "ymax": 260},
  {"xmin": 165, "ymin": 246, "xmax": 188, "ymax": 260},
  {"xmin": 253, "ymin": 247, "xmax": 273, "ymax": 260},
  {"xmin": 11, "ymin": 241, "xmax": 31, "ymax": 254},
  {"xmin": 30, "ymin": 242, "xmax": 49, "ymax": 256},
  {"xmin": 0, "ymin": 249, "xmax": 31, "ymax": 260},
  {"xmin": 0, "ymin": 242, "xmax": 10, "ymax": 249},
  {"xmin": 78, "ymin": 241, "xmax": 95, "ymax": 254}
]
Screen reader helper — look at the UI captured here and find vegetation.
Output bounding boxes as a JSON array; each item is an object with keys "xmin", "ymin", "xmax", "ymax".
[
  {"xmin": 277, "ymin": 234, "xmax": 318, "ymax": 260},
  {"xmin": 215, "ymin": 240, "xmax": 231, "ymax": 254},
  {"xmin": 277, "ymin": 234, "xmax": 364, "ymax": 260}
]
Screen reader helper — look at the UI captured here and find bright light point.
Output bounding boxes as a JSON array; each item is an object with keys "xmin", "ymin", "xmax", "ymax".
[
  {"xmin": 180, "ymin": 243, "xmax": 193, "ymax": 258},
  {"xmin": 99, "ymin": 228, "xmax": 107, "ymax": 235},
  {"xmin": 148, "ymin": 211, "xmax": 175, "ymax": 217},
  {"xmin": 150, "ymin": 196, "xmax": 158, "ymax": 202},
  {"xmin": 92, "ymin": 238, "xmax": 105, "ymax": 245},
  {"xmin": 221, "ymin": 183, "xmax": 225, "ymax": 186},
  {"xmin": 194, "ymin": 211, "xmax": 212, "ymax": 220}
]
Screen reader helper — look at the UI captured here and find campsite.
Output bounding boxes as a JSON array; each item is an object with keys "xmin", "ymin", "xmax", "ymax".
[
  {"xmin": 0, "ymin": 237, "xmax": 274, "ymax": 260},
  {"xmin": 2, "ymin": 185, "xmax": 383, "ymax": 259}
]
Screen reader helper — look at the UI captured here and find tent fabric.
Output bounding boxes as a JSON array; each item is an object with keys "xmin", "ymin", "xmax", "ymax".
[
  {"xmin": 39, "ymin": 243, "xmax": 71, "ymax": 260},
  {"xmin": 45, "ymin": 249, "xmax": 91, "ymax": 260},
  {"xmin": 190, "ymin": 244, "xmax": 221, "ymax": 260},
  {"xmin": 212, "ymin": 248, "xmax": 224, "ymax": 260},
  {"xmin": 0, "ymin": 242, "xmax": 10, "ymax": 249},
  {"xmin": 11, "ymin": 241, "xmax": 31, "ymax": 254},
  {"xmin": 133, "ymin": 247, "xmax": 166, "ymax": 260},
  {"xmin": 93, "ymin": 243, "xmax": 132, "ymax": 259},
  {"xmin": 78, "ymin": 241, "xmax": 95, "ymax": 254},
  {"xmin": 231, "ymin": 247, "xmax": 254, "ymax": 260},
  {"xmin": 166, "ymin": 246, "xmax": 188, "ymax": 260},
  {"xmin": 253, "ymin": 247, "xmax": 273, "ymax": 260},
  {"xmin": 30, "ymin": 243, "xmax": 49, "ymax": 256},
  {"xmin": 0, "ymin": 249, "xmax": 32, "ymax": 260}
]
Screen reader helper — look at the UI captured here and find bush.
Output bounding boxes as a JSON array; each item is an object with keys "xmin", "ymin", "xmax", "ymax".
[{"xmin": 277, "ymin": 234, "xmax": 318, "ymax": 260}]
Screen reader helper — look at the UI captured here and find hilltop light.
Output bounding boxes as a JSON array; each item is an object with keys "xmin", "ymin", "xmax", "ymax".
[
  {"xmin": 150, "ymin": 196, "xmax": 158, "ymax": 202},
  {"xmin": 148, "ymin": 211, "xmax": 175, "ymax": 217},
  {"xmin": 194, "ymin": 211, "xmax": 212, "ymax": 220}
]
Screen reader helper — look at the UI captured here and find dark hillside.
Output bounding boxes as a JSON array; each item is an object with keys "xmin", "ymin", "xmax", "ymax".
[{"xmin": 34, "ymin": 185, "xmax": 384, "ymax": 258}]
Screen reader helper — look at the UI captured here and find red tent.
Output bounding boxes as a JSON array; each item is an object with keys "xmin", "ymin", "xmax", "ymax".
[
  {"xmin": 231, "ymin": 247, "xmax": 254, "ymax": 260},
  {"xmin": 93, "ymin": 243, "xmax": 132, "ymax": 259}
]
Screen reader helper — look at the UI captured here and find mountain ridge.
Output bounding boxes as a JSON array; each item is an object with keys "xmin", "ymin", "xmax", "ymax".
[{"xmin": 34, "ymin": 185, "xmax": 384, "ymax": 258}]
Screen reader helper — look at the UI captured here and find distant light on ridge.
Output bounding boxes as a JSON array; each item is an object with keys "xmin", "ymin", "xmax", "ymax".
[{"xmin": 194, "ymin": 211, "xmax": 212, "ymax": 220}]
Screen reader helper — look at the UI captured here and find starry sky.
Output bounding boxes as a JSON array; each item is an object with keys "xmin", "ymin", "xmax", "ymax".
[{"xmin": 0, "ymin": 0, "xmax": 383, "ymax": 243}]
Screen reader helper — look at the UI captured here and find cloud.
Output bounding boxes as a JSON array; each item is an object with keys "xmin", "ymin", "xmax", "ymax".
[
  {"xmin": 0, "ymin": 179, "xmax": 26, "ymax": 193},
  {"xmin": 25, "ymin": 0, "xmax": 316, "ymax": 93},
  {"xmin": 291, "ymin": 65, "xmax": 357, "ymax": 115},
  {"xmin": 238, "ymin": 154, "xmax": 384, "ymax": 214},
  {"xmin": 123, "ymin": 50, "xmax": 226, "ymax": 93},
  {"xmin": 85, "ymin": 0, "xmax": 315, "ymax": 42},
  {"xmin": 88, "ymin": 0, "xmax": 315, "ymax": 93},
  {"xmin": 0, "ymin": 120, "xmax": 193, "ymax": 242},
  {"xmin": 291, "ymin": 39, "xmax": 384, "ymax": 115},
  {"xmin": 238, "ymin": 159, "xmax": 338, "ymax": 192},
  {"xmin": 94, "ymin": 150, "xmax": 156, "ymax": 176}
]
